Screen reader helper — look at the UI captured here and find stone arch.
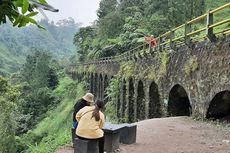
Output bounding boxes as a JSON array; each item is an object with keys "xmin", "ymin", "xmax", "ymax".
[
  {"xmin": 128, "ymin": 78, "xmax": 135, "ymax": 123},
  {"xmin": 206, "ymin": 90, "xmax": 230, "ymax": 120},
  {"xmin": 168, "ymin": 84, "xmax": 191, "ymax": 116},
  {"xmin": 149, "ymin": 81, "xmax": 161, "ymax": 118},
  {"xmin": 137, "ymin": 80, "xmax": 145, "ymax": 121}
]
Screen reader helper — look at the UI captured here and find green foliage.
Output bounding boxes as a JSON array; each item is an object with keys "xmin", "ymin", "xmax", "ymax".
[
  {"xmin": 88, "ymin": 65, "xmax": 96, "ymax": 73},
  {"xmin": 119, "ymin": 61, "xmax": 136, "ymax": 79},
  {"xmin": 17, "ymin": 51, "xmax": 59, "ymax": 132},
  {"xmin": 53, "ymin": 76, "xmax": 78, "ymax": 99},
  {"xmin": 0, "ymin": 0, "xmax": 47, "ymax": 28},
  {"xmin": 73, "ymin": 26, "xmax": 97, "ymax": 61},
  {"xmin": 0, "ymin": 77, "xmax": 20, "ymax": 153},
  {"xmin": 97, "ymin": 0, "xmax": 118, "ymax": 18},
  {"xmin": 160, "ymin": 51, "xmax": 170, "ymax": 76},
  {"xmin": 17, "ymin": 79, "xmax": 86, "ymax": 153},
  {"xmin": 0, "ymin": 19, "xmax": 78, "ymax": 75},
  {"xmin": 105, "ymin": 77, "xmax": 120, "ymax": 123},
  {"xmin": 184, "ymin": 56, "xmax": 199, "ymax": 76},
  {"xmin": 168, "ymin": 0, "xmax": 205, "ymax": 27},
  {"xmin": 146, "ymin": 51, "xmax": 169, "ymax": 81},
  {"xmin": 73, "ymin": 0, "xmax": 227, "ymax": 63},
  {"xmin": 98, "ymin": 12, "xmax": 124, "ymax": 39}
]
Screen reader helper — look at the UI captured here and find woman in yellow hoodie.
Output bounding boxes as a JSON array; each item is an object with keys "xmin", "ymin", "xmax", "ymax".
[{"xmin": 76, "ymin": 100, "xmax": 105, "ymax": 153}]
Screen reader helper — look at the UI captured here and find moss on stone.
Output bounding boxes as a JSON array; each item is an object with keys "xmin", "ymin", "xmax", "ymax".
[
  {"xmin": 184, "ymin": 56, "xmax": 199, "ymax": 76},
  {"xmin": 88, "ymin": 65, "xmax": 96, "ymax": 73},
  {"xmin": 119, "ymin": 61, "xmax": 136, "ymax": 79},
  {"xmin": 146, "ymin": 51, "xmax": 169, "ymax": 81}
]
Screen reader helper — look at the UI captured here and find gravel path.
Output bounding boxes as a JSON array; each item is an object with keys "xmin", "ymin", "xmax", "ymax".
[{"xmin": 55, "ymin": 117, "xmax": 230, "ymax": 153}]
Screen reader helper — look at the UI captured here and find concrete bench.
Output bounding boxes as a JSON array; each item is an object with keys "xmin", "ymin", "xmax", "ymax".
[
  {"xmin": 119, "ymin": 124, "xmax": 137, "ymax": 144},
  {"xmin": 103, "ymin": 123, "xmax": 125, "ymax": 153},
  {"xmin": 103, "ymin": 123, "xmax": 137, "ymax": 152},
  {"xmin": 74, "ymin": 138, "xmax": 99, "ymax": 153}
]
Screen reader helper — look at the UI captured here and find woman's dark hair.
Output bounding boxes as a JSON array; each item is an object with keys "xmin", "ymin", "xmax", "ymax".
[{"xmin": 92, "ymin": 100, "xmax": 104, "ymax": 121}]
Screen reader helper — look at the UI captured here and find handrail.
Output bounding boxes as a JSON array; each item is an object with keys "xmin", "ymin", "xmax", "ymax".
[
  {"xmin": 210, "ymin": 3, "xmax": 230, "ymax": 14},
  {"xmin": 187, "ymin": 14, "xmax": 207, "ymax": 24},
  {"xmin": 72, "ymin": 3, "xmax": 230, "ymax": 67}
]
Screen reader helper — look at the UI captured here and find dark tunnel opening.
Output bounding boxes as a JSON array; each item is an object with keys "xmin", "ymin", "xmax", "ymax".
[
  {"xmin": 168, "ymin": 84, "xmax": 192, "ymax": 116},
  {"xmin": 122, "ymin": 79, "xmax": 127, "ymax": 118},
  {"xmin": 137, "ymin": 80, "xmax": 145, "ymax": 121},
  {"xmin": 149, "ymin": 82, "xmax": 161, "ymax": 118},
  {"xmin": 206, "ymin": 90, "xmax": 230, "ymax": 121},
  {"xmin": 128, "ymin": 78, "xmax": 135, "ymax": 123}
]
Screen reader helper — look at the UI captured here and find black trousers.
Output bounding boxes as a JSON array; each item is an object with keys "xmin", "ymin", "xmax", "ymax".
[{"xmin": 77, "ymin": 135, "xmax": 104, "ymax": 153}]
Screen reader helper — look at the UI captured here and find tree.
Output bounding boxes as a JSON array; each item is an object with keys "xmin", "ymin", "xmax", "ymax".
[
  {"xmin": 18, "ymin": 51, "xmax": 58, "ymax": 131},
  {"xmin": 168, "ymin": 0, "xmax": 205, "ymax": 27},
  {"xmin": 98, "ymin": 11, "xmax": 124, "ymax": 39},
  {"xmin": 97, "ymin": 0, "xmax": 118, "ymax": 18},
  {"xmin": 0, "ymin": 0, "xmax": 58, "ymax": 28},
  {"xmin": 73, "ymin": 26, "xmax": 97, "ymax": 61},
  {"xmin": 0, "ymin": 77, "xmax": 20, "ymax": 153}
]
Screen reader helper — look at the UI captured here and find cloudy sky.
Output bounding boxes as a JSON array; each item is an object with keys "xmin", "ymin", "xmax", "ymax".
[{"xmin": 36, "ymin": 0, "xmax": 101, "ymax": 26}]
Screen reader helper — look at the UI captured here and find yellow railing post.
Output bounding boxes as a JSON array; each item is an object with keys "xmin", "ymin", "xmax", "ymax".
[
  {"xmin": 169, "ymin": 30, "xmax": 175, "ymax": 49},
  {"xmin": 158, "ymin": 36, "xmax": 162, "ymax": 51},
  {"xmin": 206, "ymin": 10, "xmax": 216, "ymax": 42},
  {"xmin": 185, "ymin": 22, "xmax": 192, "ymax": 47}
]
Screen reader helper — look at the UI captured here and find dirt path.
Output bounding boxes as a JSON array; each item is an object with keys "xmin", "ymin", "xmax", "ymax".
[{"xmin": 55, "ymin": 117, "xmax": 230, "ymax": 153}]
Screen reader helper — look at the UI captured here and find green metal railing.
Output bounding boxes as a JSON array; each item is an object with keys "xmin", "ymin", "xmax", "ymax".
[{"xmin": 77, "ymin": 3, "xmax": 230, "ymax": 66}]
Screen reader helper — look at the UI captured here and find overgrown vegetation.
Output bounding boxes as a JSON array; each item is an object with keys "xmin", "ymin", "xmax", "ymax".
[
  {"xmin": 119, "ymin": 61, "xmax": 136, "ymax": 79},
  {"xmin": 0, "ymin": 77, "xmax": 20, "ymax": 153},
  {"xmin": 105, "ymin": 77, "xmax": 120, "ymax": 123},
  {"xmin": 17, "ymin": 77, "xmax": 86, "ymax": 153},
  {"xmin": 184, "ymin": 56, "xmax": 199, "ymax": 76}
]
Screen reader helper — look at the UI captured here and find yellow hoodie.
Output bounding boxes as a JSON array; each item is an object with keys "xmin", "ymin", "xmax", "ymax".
[{"xmin": 76, "ymin": 106, "xmax": 105, "ymax": 139}]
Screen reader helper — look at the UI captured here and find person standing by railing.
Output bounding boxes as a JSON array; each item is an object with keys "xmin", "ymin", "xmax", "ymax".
[{"xmin": 145, "ymin": 35, "xmax": 157, "ymax": 48}]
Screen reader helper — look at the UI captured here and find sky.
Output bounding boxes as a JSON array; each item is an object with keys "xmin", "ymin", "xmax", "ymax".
[{"xmin": 36, "ymin": 0, "xmax": 101, "ymax": 27}]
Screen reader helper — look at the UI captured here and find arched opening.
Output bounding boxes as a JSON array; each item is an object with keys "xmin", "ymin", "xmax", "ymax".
[
  {"xmin": 79, "ymin": 73, "xmax": 83, "ymax": 81},
  {"xmin": 128, "ymin": 78, "xmax": 135, "ymax": 123},
  {"xmin": 122, "ymin": 79, "xmax": 127, "ymax": 118},
  {"xmin": 117, "ymin": 90, "xmax": 121, "ymax": 119},
  {"xmin": 90, "ymin": 73, "xmax": 94, "ymax": 93},
  {"xmin": 137, "ymin": 80, "xmax": 145, "ymax": 121},
  {"xmin": 94, "ymin": 73, "xmax": 98, "ymax": 98},
  {"xmin": 206, "ymin": 90, "xmax": 230, "ymax": 120},
  {"xmin": 149, "ymin": 82, "xmax": 161, "ymax": 118},
  {"xmin": 104, "ymin": 75, "xmax": 109, "ymax": 103},
  {"xmin": 99, "ymin": 74, "xmax": 103, "ymax": 99},
  {"xmin": 168, "ymin": 84, "xmax": 191, "ymax": 116},
  {"xmin": 82, "ymin": 72, "xmax": 86, "ymax": 81}
]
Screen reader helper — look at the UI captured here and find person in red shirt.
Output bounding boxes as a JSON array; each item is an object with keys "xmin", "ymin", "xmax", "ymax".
[{"xmin": 145, "ymin": 35, "xmax": 157, "ymax": 48}]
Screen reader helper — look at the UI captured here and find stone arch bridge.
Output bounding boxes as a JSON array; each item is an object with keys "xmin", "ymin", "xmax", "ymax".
[
  {"xmin": 68, "ymin": 37, "xmax": 230, "ymax": 122},
  {"xmin": 68, "ymin": 3, "xmax": 230, "ymax": 122}
]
